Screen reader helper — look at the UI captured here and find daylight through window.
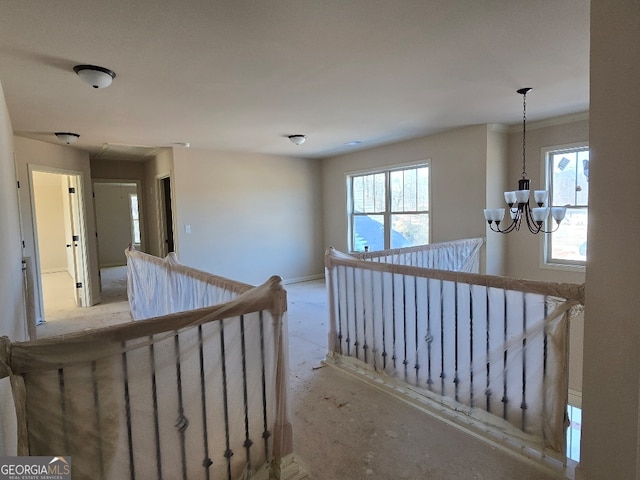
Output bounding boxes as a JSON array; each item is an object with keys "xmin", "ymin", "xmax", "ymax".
[
  {"xmin": 349, "ymin": 164, "xmax": 429, "ymax": 252},
  {"xmin": 545, "ymin": 145, "xmax": 589, "ymax": 266}
]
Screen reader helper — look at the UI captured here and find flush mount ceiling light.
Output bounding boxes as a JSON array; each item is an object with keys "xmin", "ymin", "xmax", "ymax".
[
  {"xmin": 54, "ymin": 132, "xmax": 80, "ymax": 144},
  {"xmin": 288, "ymin": 134, "xmax": 307, "ymax": 146},
  {"xmin": 73, "ymin": 64, "xmax": 116, "ymax": 89},
  {"xmin": 483, "ymin": 88, "xmax": 566, "ymax": 234}
]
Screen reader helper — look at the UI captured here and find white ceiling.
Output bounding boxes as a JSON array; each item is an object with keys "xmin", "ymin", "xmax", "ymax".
[{"xmin": 0, "ymin": 0, "xmax": 590, "ymax": 160}]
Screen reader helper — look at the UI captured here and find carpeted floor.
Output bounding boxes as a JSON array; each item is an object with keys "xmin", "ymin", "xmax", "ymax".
[{"xmin": 36, "ymin": 270, "xmax": 566, "ymax": 479}]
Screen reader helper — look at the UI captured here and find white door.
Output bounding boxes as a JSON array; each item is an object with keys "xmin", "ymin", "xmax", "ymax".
[{"xmin": 66, "ymin": 175, "xmax": 90, "ymax": 307}]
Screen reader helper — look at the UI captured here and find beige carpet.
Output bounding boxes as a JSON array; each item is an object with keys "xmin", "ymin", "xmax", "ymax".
[{"xmin": 36, "ymin": 271, "xmax": 564, "ymax": 479}]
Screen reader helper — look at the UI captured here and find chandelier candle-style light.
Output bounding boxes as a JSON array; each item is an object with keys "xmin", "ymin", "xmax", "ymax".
[{"xmin": 484, "ymin": 88, "xmax": 566, "ymax": 234}]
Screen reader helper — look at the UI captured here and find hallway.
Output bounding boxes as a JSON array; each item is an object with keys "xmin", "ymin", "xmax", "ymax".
[{"xmin": 36, "ymin": 270, "xmax": 565, "ymax": 479}]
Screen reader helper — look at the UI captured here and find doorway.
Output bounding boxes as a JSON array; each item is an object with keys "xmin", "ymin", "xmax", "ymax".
[
  {"xmin": 93, "ymin": 181, "xmax": 144, "ymax": 267},
  {"xmin": 30, "ymin": 168, "xmax": 91, "ymax": 323},
  {"xmin": 158, "ymin": 175, "xmax": 174, "ymax": 256}
]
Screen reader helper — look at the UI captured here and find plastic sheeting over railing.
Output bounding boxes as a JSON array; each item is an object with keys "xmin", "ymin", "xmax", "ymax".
[
  {"xmin": 0, "ymin": 261, "xmax": 303, "ymax": 479},
  {"xmin": 126, "ymin": 248, "xmax": 253, "ymax": 320},
  {"xmin": 325, "ymin": 247, "xmax": 584, "ymax": 456},
  {"xmin": 352, "ymin": 237, "xmax": 483, "ymax": 273}
]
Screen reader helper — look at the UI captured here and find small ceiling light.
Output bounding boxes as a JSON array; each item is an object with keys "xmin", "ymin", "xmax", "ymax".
[
  {"xmin": 345, "ymin": 140, "xmax": 363, "ymax": 146},
  {"xmin": 288, "ymin": 134, "xmax": 307, "ymax": 146},
  {"xmin": 73, "ymin": 64, "xmax": 116, "ymax": 89},
  {"xmin": 55, "ymin": 132, "xmax": 80, "ymax": 144}
]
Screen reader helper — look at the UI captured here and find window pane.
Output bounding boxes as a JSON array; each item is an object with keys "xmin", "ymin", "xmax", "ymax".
[
  {"xmin": 403, "ymin": 168, "xmax": 417, "ymax": 211},
  {"xmin": 353, "ymin": 176, "xmax": 364, "ymax": 212},
  {"xmin": 391, "ymin": 214, "xmax": 429, "ymax": 248},
  {"xmin": 374, "ymin": 173, "xmax": 385, "ymax": 211},
  {"xmin": 551, "ymin": 152, "xmax": 578, "ymax": 206},
  {"xmin": 550, "ymin": 207, "xmax": 588, "ymax": 262},
  {"xmin": 417, "ymin": 167, "xmax": 429, "ymax": 210},
  {"xmin": 390, "ymin": 170, "xmax": 403, "ymax": 211},
  {"xmin": 576, "ymin": 150, "xmax": 589, "ymax": 205},
  {"xmin": 353, "ymin": 214, "xmax": 385, "ymax": 252}
]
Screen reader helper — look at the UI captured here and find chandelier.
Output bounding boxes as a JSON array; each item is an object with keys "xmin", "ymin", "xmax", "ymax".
[{"xmin": 484, "ymin": 88, "xmax": 566, "ymax": 234}]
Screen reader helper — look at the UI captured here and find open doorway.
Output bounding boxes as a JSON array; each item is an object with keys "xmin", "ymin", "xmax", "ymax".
[
  {"xmin": 158, "ymin": 175, "xmax": 174, "ymax": 256},
  {"xmin": 93, "ymin": 180, "xmax": 144, "ymax": 266},
  {"xmin": 30, "ymin": 168, "xmax": 91, "ymax": 323}
]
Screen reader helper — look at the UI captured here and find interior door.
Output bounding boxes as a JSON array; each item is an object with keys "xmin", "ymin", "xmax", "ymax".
[{"xmin": 67, "ymin": 175, "xmax": 89, "ymax": 307}]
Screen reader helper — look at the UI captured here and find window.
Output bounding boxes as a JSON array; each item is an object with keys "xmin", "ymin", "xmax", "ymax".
[
  {"xmin": 349, "ymin": 164, "xmax": 429, "ymax": 252},
  {"xmin": 129, "ymin": 193, "xmax": 141, "ymax": 245},
  {"xmin": 545, "ymin": 145, "xmax": 589, "ymax": 266}
]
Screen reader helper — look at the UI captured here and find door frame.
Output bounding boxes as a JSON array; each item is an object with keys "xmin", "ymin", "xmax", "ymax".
[
  {"xmin": 28, "ymin": 165, "xmax": 93, "ymax": 318},
  {"xmin": 156, "ymin": 173, "xmax": 175, "ymax": 257}
]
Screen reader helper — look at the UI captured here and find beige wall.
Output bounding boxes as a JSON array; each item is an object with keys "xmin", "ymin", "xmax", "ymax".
[
  {"xmin": 322, "ymin": 124, "xmax": 491, "ymax": 267},
  {"xmin": 579, "ymin": 2, "xmax": 640, "ymax": 478},
  {"xmin": 485, "ymin": 124, "xmax": 509, "ymax": 275},
  {"xmin": 504, "ymin": 117, "xmax": 589, "ymax": 283},
  {"xmin": 143, "ymin": 148, "xmax": 173, "ymax": 257},
  {"xmin": 172, "ymin": 148, "xmax": 324, "ymax": 285},
  {"xmin": 94, "ymin": 183, "xmax": 138, "ymax": 267},
  {"xmin": 32, "ymin": 172, "xmax": 68, "ymax": 272},
  {"xmin": 13, "ymin": 136, "xmax": 101, "ymax": 319},
  {"xmin": 0, "ymin": 83, "xmax": 23, "ymax": 455}
]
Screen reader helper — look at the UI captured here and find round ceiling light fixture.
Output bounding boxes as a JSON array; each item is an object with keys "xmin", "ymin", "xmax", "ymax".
[
  {"xmin": 288, "ymin": 134, "xmax": 307, "ymax": 146},
  {"xmin": 73, "ymin": 64, "xmax": 116, "ymax": 89},
  {"xmin": 55, "ymin": 132, "xmax": 80, "ymax": 144}
]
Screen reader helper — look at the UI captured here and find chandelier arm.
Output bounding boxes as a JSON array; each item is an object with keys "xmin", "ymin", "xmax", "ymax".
[{"xmin": 523, "ymin": 203, "xmax": 543, "ymax": 234}]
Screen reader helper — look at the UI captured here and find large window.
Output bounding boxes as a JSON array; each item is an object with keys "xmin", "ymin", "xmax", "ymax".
[
  {"xmin": 349, "ymin": 164, "xmax": 429, "ymax": 252},
  {"xmin": 545, "ymin": 145, "xmax": 589, "ymax": 266}
]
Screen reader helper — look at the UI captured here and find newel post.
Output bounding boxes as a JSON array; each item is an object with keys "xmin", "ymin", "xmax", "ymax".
[
  {"xmin": 269, "ymin": 280, "xmax": 309, "ymax": 480},
  {"xmin": 325, "ymin": 250, "xmax": 339, "ymax": 355}
]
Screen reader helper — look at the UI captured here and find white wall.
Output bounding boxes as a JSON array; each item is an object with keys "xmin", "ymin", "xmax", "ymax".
[
  {"xmin": 94, "ymin": 183, "xmax": 138, "ymax": 267},
  {"xmin": 172, "ymin": 148, "xmax": 324, "ymax": 285},
  {"xmin": 322, "ymin": 124, "xmax": 491, "ymax": 267},
  {"xmin": 578, "ymin": 2, "xmax": 640, "ymax": 479},
  {"xmin": 0, "ymin": 82, "xmax": 24, "ymax": 455},
  {"xmin": 31, "ymin": 172, "xmax": 68, "ymax": 272},
  {"xmin": 13, "ymin": 136, "xmax": 101, "ymax": 317}
]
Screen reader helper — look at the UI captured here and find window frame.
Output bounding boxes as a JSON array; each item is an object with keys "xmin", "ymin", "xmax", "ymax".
[
  {"xmin": 541, "ymin": 143, "xmax": 589, "ymax": 270},
  {"xmin": 347, "ymin": 161, "xmax": 430, "ymax": 252}
]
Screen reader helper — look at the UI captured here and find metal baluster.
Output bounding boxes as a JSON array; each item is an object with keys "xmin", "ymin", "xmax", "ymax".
[
  {"xmin": 391, "ymin": 273, "xmax": 397, "ymax": 370},
  {"xmin": 198, "ymin": 326, "xmax": 213, "ymax": 477},
  {"xmin": 219, "ymin": 319, "xmax": 234, "ymax": 480},
  {"xmin": 381, "ymin": 270, "xmax": 388, "ymax": 369},
  {"xmin": 521, "ymin": 293, "xmax": 528, "ymax": 432},
  {"xmin": 344, "ymin": 267, "xmax": 351, "ymax": 356},
  {"xmin": 362, "ymin": 269, "xmax": 369, "ymax": 365},
  {"xmin": 336, "ymin": 266, "xmax": 344, "ymax": 355},
  {"xmin": 440, "ymin": 280, "xmax": 445, "ymax": 396},
  {"xmin": 485, "ymin": 287, "xmax": 492, "ymax": 413},
  {"xmin": 149, "ymin": 341, "xmax": 162, "ymax": 480},
  {"xmin": 239, "ymin": 315, "xmax": 253, "ymax": 471},
  {"xmin": 414, "ymin": 276, "xmax": 420, "ymax": 386},
  {"xmin": 542, "ymin": 298, "xmax": 548, "ymax": 445},
  {"xmin": 259, "ymin": 312, "xmax": 271, "ymax": 458},
  {"xmin": 353, "ymin": 267, "xmax": 359, "ymax": 359},
  {"xmin": 174, "ymin": 334, "xmax": 189, "ymax": 480},
  {"xmin": 426, "ymin": 278, "xmax": 433, "ymax": 390},
  {"xmin": 454, "ymin": 282, "xmax": 460, "ymax": 402},
  {"xmin": 91, "ymin": 361, "xmax": 105, "ymax": 480},
  {"xmin": 469, "ymin": 286, "xmax": 474, "ymax": 408},
  {"xmin": 370, "ymin": 269, "xmax": 376, "ymax": 370},
  {"xmin": 121, "ymin": 346, "xmax": 135, "ymax": 480},
  {"xmin": 502, "ymin": 292, "xmax": 509, "ymax": 421},
  {"xmin": 402, "ymin": 275, "xmax": 409, "ymax": 381}
]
